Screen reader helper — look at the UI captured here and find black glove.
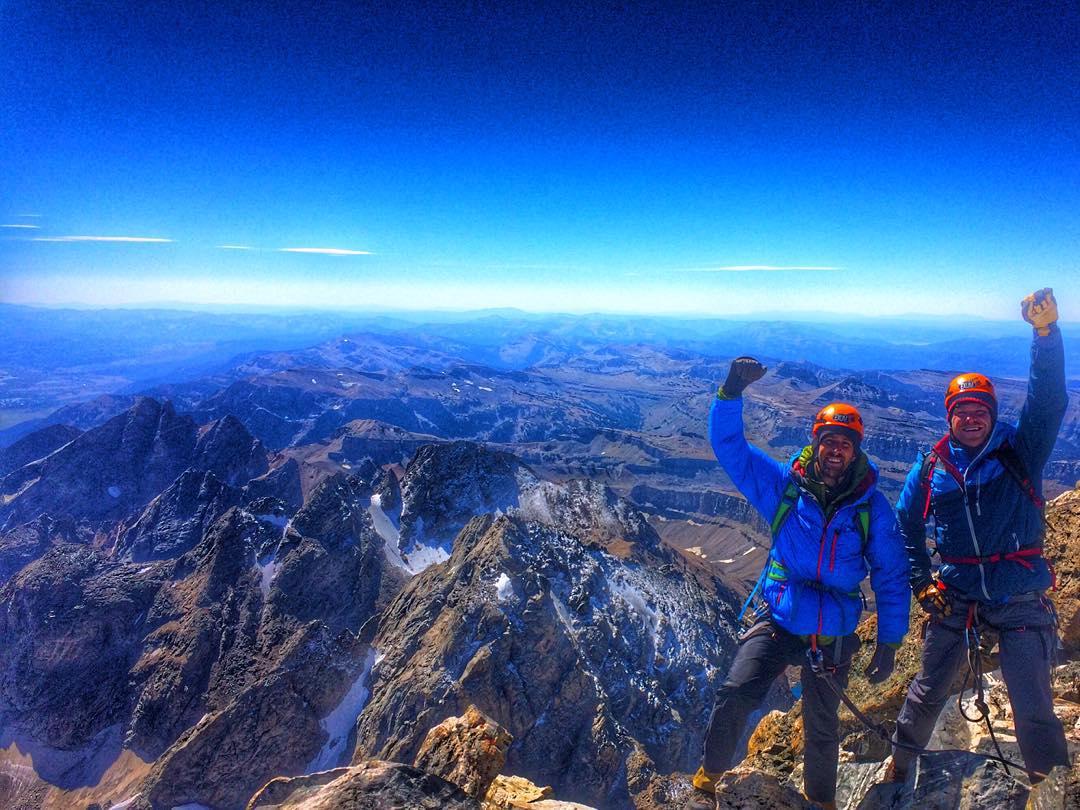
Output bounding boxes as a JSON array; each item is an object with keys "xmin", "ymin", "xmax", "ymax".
[
  {"xmin": 913, "ymin": 576, "xmax": 951, "ymax": 619},
  {"xmin": 864, "ymin": 644, "xmax": 896, "ymax": 684},
  {"xmin": 720, "ymin": 356, "xmax": 767, "ymax": 398}
]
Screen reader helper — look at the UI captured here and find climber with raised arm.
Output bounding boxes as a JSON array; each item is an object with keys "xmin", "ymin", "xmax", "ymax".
[
  {"xmin": 885, "ymin": 289, "xmax": 1069, "ymax": 785},
  {"xmin": 687, "ymin": 358, "xmax": 910, "ymax": 810}
]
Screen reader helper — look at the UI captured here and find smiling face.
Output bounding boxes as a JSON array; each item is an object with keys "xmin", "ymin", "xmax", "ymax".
[
  {"xmin": 950, "ymin": 402, "xmax": 993, "ymax": 449},
  {"xmin": 816, "ymin": 432, "xmax": 856, "ymax": 486}
]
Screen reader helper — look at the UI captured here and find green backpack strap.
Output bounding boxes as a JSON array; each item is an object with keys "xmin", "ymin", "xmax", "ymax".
[
  {"xmin": 770, "ymin": 481, "xmax": 801, "ymax": 537},
  {"xmin": 855, "ymin": 500, "xmax": 871, "ymax": 555}
]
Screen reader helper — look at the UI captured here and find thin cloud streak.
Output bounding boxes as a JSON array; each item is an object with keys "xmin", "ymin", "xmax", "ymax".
[
  {"xmin": 218, "ymin": 244, "xmax": 255, "ymax": 250},
  {"xmin": 32, "ymin": 235, "xmax": 172, "ymax": 243},
  {"xmin": 2, "ymin": 224, "xmax": 40, "ymax": 229},
  {"xmin": 279, "ymin": 247, "xmax": 373, "ymax": 255},
  {"xmin": 678, "ymin": 265, "xmax": 842, "ymax": 272}
]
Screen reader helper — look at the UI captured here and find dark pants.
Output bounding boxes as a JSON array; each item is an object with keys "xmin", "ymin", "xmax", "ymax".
[
  {"xmin": 892, "ymin": 594, "xmax": 1068, "ymax": 780},
  {"xmin": 702, "ymin": 619, "xmax": 861, "ymax": 804}
]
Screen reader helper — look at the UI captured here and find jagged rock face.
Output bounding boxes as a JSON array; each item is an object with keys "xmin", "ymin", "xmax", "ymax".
[
  {"xmin": 1, "ymin": 471, "xmax": 397, "ymax": 808},
  {"xmin": 372, "ymin": 466, "xmax": 401, "ymax": 512},
  {"xmin": 397, "ymin": 441, "xmax": 540, "ymax": 556},
  {"xmin": 143, "ymin": 626, "xmax": 370, "ymax": 810},
  {"xmin": 247, "ymin": 760, "xmax": 481, "ymax": 809},
  {"xmin": 115, "ymin": 469, "xmax": 241, "ymax": 562},
  {"xmin": 0, "ymin": 544, "xmax": 169, "ymax": 750},
  {"xmin": 354, "ymin": 477, "xmax": 741, "ymax": 809},
  {"xmin": 0, "ymin": 399, "xmax": 268, "ymax": 532},
  {"xmin": 194, "ymin": 414, "xmax": 270, "ymax": 486},
  {"xmin": 267, "ymin": 473, "xmax": 385, "ymax": 635},
  {"xmin": 0, "ymin": 514, "xmax": 85, "ymax": 585},
  {"xmin": 0, "ymin": 423, "xmax": 82, "ymax": 476},
  {"xmin": 244, "ymin": 458, "xmax": 305, "ymax": 513}
]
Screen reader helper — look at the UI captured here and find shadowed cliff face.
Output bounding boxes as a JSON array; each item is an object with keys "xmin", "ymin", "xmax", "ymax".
[
  {"xmin": 0, "ymin": 399, "xmax": 268, "ymax": 532},
  {"xmin": 0, "ymin": 465, "xmax": 395, "ymax": 809}
]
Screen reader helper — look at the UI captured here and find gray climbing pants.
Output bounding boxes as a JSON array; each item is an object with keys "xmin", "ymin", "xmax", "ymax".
[{"xmin": 891, "ymin": 593, "xmax": 1068, "ymax": 780}]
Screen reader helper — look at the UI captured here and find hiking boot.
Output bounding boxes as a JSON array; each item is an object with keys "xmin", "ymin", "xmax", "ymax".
[{"xmin": 685, "ymin": 766, "xmax": 721, "ymax": 809}]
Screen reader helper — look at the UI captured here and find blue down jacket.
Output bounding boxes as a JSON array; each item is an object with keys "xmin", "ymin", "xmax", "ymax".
[
  {"xmin": 709, "ymin": 397, "xmax": 911, "ymax": 644},
  {"xmin": 896, "ymin": 326, "xmax": 1067, "ymax": 602}
]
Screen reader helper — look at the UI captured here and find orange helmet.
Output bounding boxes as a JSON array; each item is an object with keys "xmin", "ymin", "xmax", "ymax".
[
  {"xmin": 945, "ymin": 373, "xmax": 997, "ymax": 420},
  {"xmin": 812, "ymin": 402, "xmax": 864, "ymax": 444}
]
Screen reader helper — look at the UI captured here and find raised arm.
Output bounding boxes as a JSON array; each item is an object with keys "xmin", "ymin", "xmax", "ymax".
[
  {"xmin": 1015, "ymin": 288, "xmax": 1067, "ymax": 473},
  {"xmin": 708, "ymin": 357, "xmax": 786, "ymax": 519}
]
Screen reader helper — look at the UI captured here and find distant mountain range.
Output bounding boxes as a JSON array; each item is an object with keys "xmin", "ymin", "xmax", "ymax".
[{"xmin": 3, "ymin": 303, "xmax": 1077, "ymax": 434}]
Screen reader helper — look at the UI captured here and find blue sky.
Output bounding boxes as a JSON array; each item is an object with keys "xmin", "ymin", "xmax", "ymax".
[{"xmin": 2, "ymin": 0, "xmax": 1078, "ymax": 317}]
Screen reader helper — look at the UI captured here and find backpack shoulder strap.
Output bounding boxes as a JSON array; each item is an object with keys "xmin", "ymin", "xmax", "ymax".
[
  {"xmin": 855, "ymin": 499, "xmax": 872, "ymax": 555},
  {"xmin": 988, "ymin": 439, "xmax": 1045, "ymax": 509},
  {"xmin": 770, "ymin": 479, "xmax": 801, "ymax": 537}
]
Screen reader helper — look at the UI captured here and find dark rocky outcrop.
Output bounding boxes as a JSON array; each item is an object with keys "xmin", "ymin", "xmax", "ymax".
[
  {"xmin": 115, "ymin": 469, "xmax": 242, "ymax": 562},
  {"xmin": 0, "ymin": 514, "xmax": 85, "ymax": 585}
]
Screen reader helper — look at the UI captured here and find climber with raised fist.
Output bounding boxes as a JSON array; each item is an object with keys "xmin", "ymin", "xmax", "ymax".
[
  {"xmin": 687, "ymin": 357, "xmax": 910, "ymax": 810},
  {"xmin": 885, "ymin": 288, "xmax": 1069, "ymax": 785}
]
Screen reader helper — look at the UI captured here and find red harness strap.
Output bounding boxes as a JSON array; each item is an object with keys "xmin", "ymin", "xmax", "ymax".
[{"xmin": 939, "ymin": 547, "xmax": 1057, "ymax": 590}]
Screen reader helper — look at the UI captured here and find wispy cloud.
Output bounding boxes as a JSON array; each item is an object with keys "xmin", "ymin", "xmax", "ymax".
[
  {"xmin": 279, "ymin": 247, "xmax": 373, "ymax": 255},
  {"xmin": 218, "ymin": 244, "xmax": 255, "ymax": 250},
  {"xmin": 2, "ymin": 223, "xmax": 40, "ymax": 229},
  {"xmin": 32, "ymin": 235, "xmax": 172, "ymax": 243},
  {"xmin": 677, "ymin": 265, "xmax": 842, "ymax": 272}
]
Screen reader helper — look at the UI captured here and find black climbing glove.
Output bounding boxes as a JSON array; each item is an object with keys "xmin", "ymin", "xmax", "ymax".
[
  {"xmin": 913, "ymin": 576, "xmax": 951, "ymax": 619},
  {"xmin": 719, "ymin": 356, "xmax": 767, "ymax": 399},
  {"xmin": 864, "ymin": 643, "xmax": 897, "ymax": 684}
]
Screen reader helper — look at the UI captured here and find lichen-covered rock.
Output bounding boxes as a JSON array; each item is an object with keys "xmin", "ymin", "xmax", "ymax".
[
  {"xmin": 414, "ymin": 705, "xmax": 512, "ymax": 799},
  {"xmin": 1046, "ymin": 485, "xmax": 1080, "ymax": 655},
  {"xmin": 712, "ymin": 765, "xmax": 812, "ymax": 808}
]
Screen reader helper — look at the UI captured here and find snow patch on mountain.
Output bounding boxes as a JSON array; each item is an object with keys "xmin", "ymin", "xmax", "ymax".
[
  {"xmin": 368, "ymin": 497, "xmax": 410, "ymax": 573},
  {"xmin": 495, "ymin": 572, "xmax": 513, "ymax": 602},
  {"xmin": 257, "ymin": 553, "xmax": 280, "ymax": 598},
  {"xmin": 306, "ymin": 646, "xmax": 379, "ymax": 773}
]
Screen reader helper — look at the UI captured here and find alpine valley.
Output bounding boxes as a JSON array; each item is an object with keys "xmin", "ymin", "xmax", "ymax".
[{"xmin": 1, "ymin": 307, "xmax": 1078, "ymax": 809}]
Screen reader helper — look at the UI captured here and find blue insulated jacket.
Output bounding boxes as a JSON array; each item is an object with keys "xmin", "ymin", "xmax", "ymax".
[
  {"xmin": 709, "ymin": 397, "xmax": 911, "ymax": 644},
  {"xmin": 896, "ymin": 326, "xmax": 1067, "ymax": 602}
]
